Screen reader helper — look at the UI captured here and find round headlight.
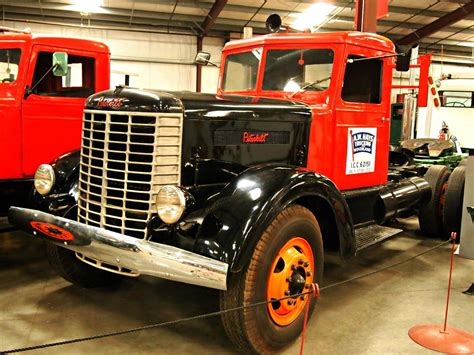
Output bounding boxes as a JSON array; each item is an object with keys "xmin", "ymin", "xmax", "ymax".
[
  {"xmin": 34, "ymin": 164, "xmax": 55, "ymax": 196},
  {"xmin": 156, "ymin": 186, "xmax": 186, "ymax": 224}
]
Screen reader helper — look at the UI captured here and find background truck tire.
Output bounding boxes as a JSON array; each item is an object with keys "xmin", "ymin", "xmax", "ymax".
[
  {"xmin": 46, "ymin": 243, "xmax": 122, "ymax": 288},
  {"xmin": 220, "ymin": 205, "xmax": 324, "ymax": 354},
  {"xmin": 418, "ymin": 165, "xmax": 451, "ymax": 238},
  {"xmin": 443, "ymin": 166, "xmax": 466, "ymax": 241}
]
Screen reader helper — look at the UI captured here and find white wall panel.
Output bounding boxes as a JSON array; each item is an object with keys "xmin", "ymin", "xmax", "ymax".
[{"xmin": 5, "ymin": 21, "xmax": 224, "ymax": 93}]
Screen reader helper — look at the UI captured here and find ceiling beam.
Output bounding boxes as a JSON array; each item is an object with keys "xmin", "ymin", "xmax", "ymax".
[
  {"xmin": 200, "ymin": 0, "xmax": 228, "ymax": 37},
  {"xmin": 6, "ymin": 12, "xmax": 471, "ymax": 57},
  {"xmin": 398, "ymin": 0, "xmax": 474, "ymax": 45},
  {"xmin": 4, "ymin": 2, "xmax": 474, "ymax": 36}
]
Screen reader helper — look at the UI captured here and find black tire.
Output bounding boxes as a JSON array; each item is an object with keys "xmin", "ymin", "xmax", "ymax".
[
  {"xmin": 46, "ymin": 243, "xmax": 122, "ymax": 288},
  {"xmin": 220, "ymin": 205, "xmax": 324, "ymax": 354},
  {"xmin": 418, "ymin": 165, "xmax": 451, "ymax": 238},
  {"xmin": 443, "ymin": 166, "xmax": 466, "ymax": 241}
]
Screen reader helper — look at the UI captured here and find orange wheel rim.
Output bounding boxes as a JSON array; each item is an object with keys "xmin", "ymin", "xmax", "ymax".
[{"xmin": 266, "ymin": 237, "xmax": 314, "ymax": 326}]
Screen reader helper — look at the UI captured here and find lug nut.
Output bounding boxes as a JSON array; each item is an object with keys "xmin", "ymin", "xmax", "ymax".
[
  {"xmin": 306, "ymin": 271, "xmax": 312, "ymax": 277},
  {"xmin": 304, "ymin": 262, "xmax": 310, "ymax": 267},
  {"xmin": 286, "ymin": 277, "xmax": 292, "ymax": 282},
  {"xmin": 287, "ymin": 300, "xmax": 294, "ymax": 305},
  {"xmin": 305, "ymin": 283, "xmax": 310, "ymax": 289},
  {"xmin": 300, "ymin": 296, "xmax": 305, "ymax": 301},
  {"xmin": 291, "ymin": 265, "xmax": 297, "ymax": 271},
  {"xmin": 298, "ymin": 259, "xmax": 304, "ymax": 265}
]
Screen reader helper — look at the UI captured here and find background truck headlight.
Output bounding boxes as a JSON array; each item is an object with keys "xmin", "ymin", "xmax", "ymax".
[
  {"xmin": 156, "ymin": 185, "xmax": 186, "ymax": 224},
  {"xmin": 34, "ymin": 164, "xmax": 56, "ymax": 196}
]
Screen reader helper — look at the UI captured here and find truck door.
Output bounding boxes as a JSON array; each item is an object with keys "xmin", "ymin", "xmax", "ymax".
[
  {"xmin": 332, "ymin": 47, "xmax": 391, "ymax": 190},
  {"xmin": 21, "ymin": 47, "xmax": 96, "ymax": 177}
]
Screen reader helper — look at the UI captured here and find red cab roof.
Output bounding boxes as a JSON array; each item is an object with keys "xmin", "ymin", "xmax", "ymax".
[
  {"xmin": 0, "ymin": 31, "xmax": 109, "ymax": 54},
  {"xmin": 223, "ymin": 31, "xmax": 395, "ymax": 53}
]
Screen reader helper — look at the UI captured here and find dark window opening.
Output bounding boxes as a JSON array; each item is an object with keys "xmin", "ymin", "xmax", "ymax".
[
  {"xmin": 31, "ymin": 52, "xmax": 95, "ymax": 98},
  {"xmin": 341, "ymin": 55, "xmax": 383, "ymax": 104}
]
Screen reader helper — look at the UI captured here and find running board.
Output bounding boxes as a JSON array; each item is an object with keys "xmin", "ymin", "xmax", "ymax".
[{"xmin": 355, "ymin": 224, "xmax": 403, "ymax": 251}]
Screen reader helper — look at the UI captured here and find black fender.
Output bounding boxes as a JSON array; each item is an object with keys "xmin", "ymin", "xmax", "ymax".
[
  {"xmin": 192, "ymin": 165, "xmax": 355, "ymax": 272},
  {"xmin": 30, "ymin": 150, "xmax": 80, "ymax": 214}
]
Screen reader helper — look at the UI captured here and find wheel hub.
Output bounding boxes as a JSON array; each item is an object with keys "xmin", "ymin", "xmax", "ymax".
[
  {"xmin": 267, "ymin": 237, "xmax": 315, "ymax": 326},
  {"xmin": 289, "ymin": 271, "xmax": 306, "ymax": 294}
]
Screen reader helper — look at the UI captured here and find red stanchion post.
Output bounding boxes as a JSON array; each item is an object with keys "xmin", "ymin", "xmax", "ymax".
[
  {"xmin": 299, "ymin": 283, "xmax": 320, "ymax": 355},
  {"xmin": 408, "ymin": 232, "xmax": 474, "ymax": 353},
  {"xmin": 442, "ymin": 231, "xmax": 457, "ymax": 333}
]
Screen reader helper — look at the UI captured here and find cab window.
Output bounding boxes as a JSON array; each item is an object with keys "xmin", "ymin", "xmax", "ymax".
[
  {"xmin": 222, "ymin": 49, "xmax": 261, "ymax": 92},
  {"xmin": 341, "ymin": 55, "xmax": 383, "ymax": 104},
  {"xmin": 31, "ymin": 52, "xmax": 95, "ymax": 97},
  {"xmin": 0, "ymin": 49, "xmax": 21, "ymax": 83},
  {"xmin": 439, "ymin": 91, "xmax": 473, "ymax": 108},
  {"xmin": 263, "ymin": 49, "xmax": 334, "ymax": 92}
]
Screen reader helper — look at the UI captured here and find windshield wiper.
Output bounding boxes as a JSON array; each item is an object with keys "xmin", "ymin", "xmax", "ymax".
[{"xmin": 288, "ymin": 76, "xmax": 332, "ymax": 98}]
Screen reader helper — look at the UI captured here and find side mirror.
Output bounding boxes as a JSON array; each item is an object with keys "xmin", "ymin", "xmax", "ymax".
[
  {"xmin": 52, "ymin": 52, "xmax": 68, "ymax": 76},
  {"xmin": 395, "ymin": 45, "xmax": 413, "ymax": 72},
  {"xmin": 195, "ymin": 52, "xmax": 211, "ymax": 66}
]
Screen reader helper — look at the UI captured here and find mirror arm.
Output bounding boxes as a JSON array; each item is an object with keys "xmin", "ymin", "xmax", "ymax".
[
  {"xmin": 24, "ymin": 63, "xmax": 58, "ymax": 99},
  {"xmin": 347, "ymin": 53, "xmax": 402, "ymax": 63},
  {"xmin": 207, "ymin": 61, "xmax": 219, "ymax": 68}
]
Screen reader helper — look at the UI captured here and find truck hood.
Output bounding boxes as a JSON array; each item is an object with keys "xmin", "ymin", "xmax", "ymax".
[{"xmin": 85, "ymin": 86, "xmax": 311, "ymax": 122}]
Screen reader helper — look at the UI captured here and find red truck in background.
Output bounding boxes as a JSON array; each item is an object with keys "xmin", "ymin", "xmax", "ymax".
[{"xmin": 0, "ymin": 27, "xmax": 110, "ymax": 228}]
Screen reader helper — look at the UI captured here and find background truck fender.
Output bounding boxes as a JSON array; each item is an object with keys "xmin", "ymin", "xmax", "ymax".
[
  {"xmin": 30, "ymin": 150, "xmax": 81, "ymax": 214},
  {"xmin": 192, "ymin": 165, "xmax": 356, "ymax": 272}
]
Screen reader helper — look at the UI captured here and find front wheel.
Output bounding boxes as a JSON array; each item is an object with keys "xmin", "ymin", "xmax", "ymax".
[{"xmin": 220, "ymin": 205, "xmax": 324, "ymax": 354}]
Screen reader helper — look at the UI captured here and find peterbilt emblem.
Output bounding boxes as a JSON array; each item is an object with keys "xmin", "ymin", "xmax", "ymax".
[
  {"xmin": 242, "ymin": 132, "xmax": 269, "ymax": 143},
  {"xmin": 96, "ymin": 96, "xmax": 126, "ymax": 108}
]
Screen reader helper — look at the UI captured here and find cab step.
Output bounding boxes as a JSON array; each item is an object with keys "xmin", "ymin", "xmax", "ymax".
[{"xmin": 355, "ymin": 224, "xmax": 403, "ymax": 251}]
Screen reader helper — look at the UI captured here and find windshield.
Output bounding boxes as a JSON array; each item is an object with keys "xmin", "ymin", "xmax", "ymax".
[
  {"xmin": 263, "ymin": 48, "xmax": 334, "ymax": 92},
  {"xmin": 0, "ymin": 49, "xmax": 21, "ymax": 83},
  {"xmin": 222, "ymin": 49, "xmax": 261, "ymax": 92}
]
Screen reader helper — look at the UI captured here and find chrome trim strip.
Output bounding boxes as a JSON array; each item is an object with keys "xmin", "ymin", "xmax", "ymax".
[{"xmin": 10, "ymin": 207, "xmax": 228, "ymax": 290}]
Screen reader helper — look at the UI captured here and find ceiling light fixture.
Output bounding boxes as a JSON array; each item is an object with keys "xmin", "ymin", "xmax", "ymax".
[
  {"xmin": 455, "ymin": 41, "xmax": 474, "ymax": 48},
  {"xmin": 291, "ymin": 3, "xmax": 336, "ymax": 32},
  {"xmin": 69, "ymin": 0, "xmax": 104, "ymax": 16}
]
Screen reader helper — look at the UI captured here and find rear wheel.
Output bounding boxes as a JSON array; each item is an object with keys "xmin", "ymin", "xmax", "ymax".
[
  {"xmin": 220, "ymin": 205, "xmax": 323, "ymax": 354},
  {"xmin": 443, "ymin": 166, "xmax": 466, "ymax": 241},
  {"xmin": 418, "ymin": 165, "xmax": 451, "ymax": 238},
  {"xmin": 46, "ymin": 243, "xmax": 122, "ymax": 288}
]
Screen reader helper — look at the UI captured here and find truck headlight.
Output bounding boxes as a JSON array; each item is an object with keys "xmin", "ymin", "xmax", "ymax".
[
  {"xmin": 34, "ymin": 164, "xmax": 55, "ymax": 196},
  {"xmin": 156, "ymin": 186, "xmax": 186, "ymax": 224}
]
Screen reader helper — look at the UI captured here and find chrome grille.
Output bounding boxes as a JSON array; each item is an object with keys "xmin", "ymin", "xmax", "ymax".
[{"xmin": 78, "ymin": 109, "xmax": 183, "ymax": 239}]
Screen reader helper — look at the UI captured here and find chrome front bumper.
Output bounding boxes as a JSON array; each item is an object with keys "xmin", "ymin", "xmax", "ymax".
[{"xmin": 8, "ymin": 207, "xmax": 228, "ymax": 290}]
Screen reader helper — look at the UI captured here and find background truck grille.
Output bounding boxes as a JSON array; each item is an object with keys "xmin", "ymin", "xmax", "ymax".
[{"xmin": 78, "ymin": 110, "xmax": 183, "ymax": 239}]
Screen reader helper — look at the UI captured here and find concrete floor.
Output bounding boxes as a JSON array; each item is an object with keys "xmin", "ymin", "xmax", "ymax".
[{"xmin": 0, "ymin": 217, "xmax": 473, "ymax": 354}]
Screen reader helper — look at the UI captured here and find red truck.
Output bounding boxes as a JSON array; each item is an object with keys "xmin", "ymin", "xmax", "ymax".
[
  {"xmin": 9, "ymin": 16, "xmax": 464, "ymax": 353},
  {"xmin": 0, "ymin": 27, "xmax": 110, "ymax": 228}
]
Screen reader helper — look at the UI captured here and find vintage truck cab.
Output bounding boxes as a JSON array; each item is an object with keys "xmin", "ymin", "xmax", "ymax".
[
  {"xmin": 0, "ymin": 27, "xmax": 110, "ymax": 228},
  {"xmin": 9, "ymin": 23, "xmax": 454, "ymax": 354}
]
